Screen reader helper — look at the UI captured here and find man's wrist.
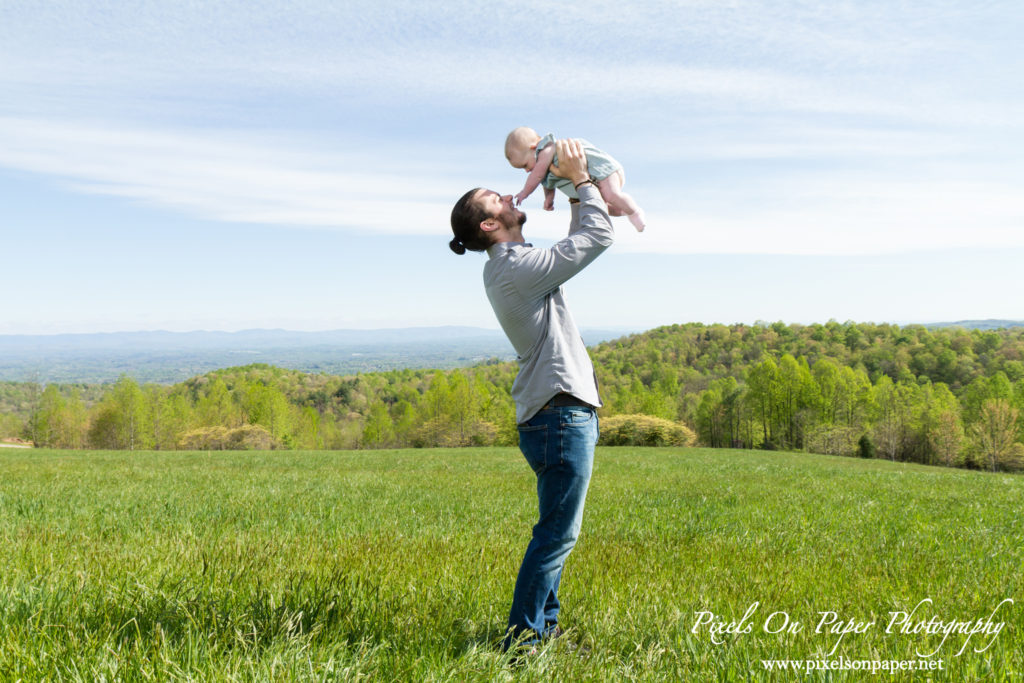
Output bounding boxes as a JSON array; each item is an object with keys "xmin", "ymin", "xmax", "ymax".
[{"xmin": 573, "ymin": 178, "xmax": 593, "ymax": 190}]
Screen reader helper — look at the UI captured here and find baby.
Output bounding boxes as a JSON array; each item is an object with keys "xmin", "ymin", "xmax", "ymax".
[{"xmin": 505, "ymin": 126, "xmax": 646, "ymax": 231}]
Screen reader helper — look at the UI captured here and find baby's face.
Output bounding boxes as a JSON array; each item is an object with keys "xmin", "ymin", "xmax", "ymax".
[{"xmin": 507, "ymin": 144, "xmax": 536, "ymax": 172}]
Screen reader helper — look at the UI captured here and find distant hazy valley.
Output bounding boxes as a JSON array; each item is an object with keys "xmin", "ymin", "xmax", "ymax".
[{"xmin": 0, "ymin": 326, "xmax": 638, "ymax": 384}]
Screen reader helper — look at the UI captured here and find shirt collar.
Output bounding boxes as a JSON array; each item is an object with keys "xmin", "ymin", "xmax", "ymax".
[{"xmin": 487, "ymin": 241, "xmax": 532, "ymax": 258}]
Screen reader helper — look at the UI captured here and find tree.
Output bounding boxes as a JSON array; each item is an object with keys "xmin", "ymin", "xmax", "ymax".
[
  {"xmin": 871, "ymin": 375, "xmax": 914, "ymax": 461},
  {"xmin": 960, "ymin": 373, "xmax": 1013, "ymax": 425},
  {"xmin": 447, "ymin": 372, "xmax": 476, "ymax": 444},
  {"xmin": 21, "ymin": 376, "xmax": 42, "ymax": 445},
  {"xmin": 417, "ymin": 372, "xmax": 453, "ymax": 446},
  {"xmin": 917, "ymin": 383, "xmax": 959, "ymax": 466},
  {"xmin": 638, "ymin": 388, "xmax": 677, "ymax": 421},
  {"xmin": 25, "ymin": 385, "xmax": 87, "ymax": 448},
  {"xmin": 413, "ymin": 371, "xmax": 497, "ymax": 447},
  {"xmin": 151, "ymin": 391, "xmax": 194, "ymax": 450},
  {"xmin": 0, "ymin": 413, "xmax": 25, "ymax": 441},
  {"xmin": 197, "ymin": 378, "xmax": 239, "ymax": 428},
  {"xmin": 971, "ymin": 399, "xmax": 1019, "ymax": 472},
  {"xmin": 242, "ymin": 381, "xmax": 292, "ymax": 444},
  {"xmin": 695, "ymin": 388, "xmax": 725, "ymax": 448},
  {"xmin": 293, "ymin": 406, "xmax": 324, "ymax": 449},
  {"xmin": 88, "ymin": 375, "xmax": 151, "ymax": 450},
  {"xmin": 857, "ymin": 434, "xmax": 876, "ymax": 459},
  {"xmin": 61, "ymin": 389, "xmax": 89, "ymax": 449},
  {"xmin": 391, "ymin": 400, "xmax": 418, "ymax": 447},
  {"xmin": 362, "ymin": 401, "xmax": 394, "ymax": 448},
  {"xmin": 812, "ymin": 358, "xmax": 842, "ymax": 424},
  {"xmin": 837, "ymin": 365, "xmax": 872, "ymax": 429},
  {"xmin": 746, "ymin": 357, "xmax": 779, "ymax": 447},
  {"xmin": 26, "ymin": 385, "xmax": 64, "ymax": 447},
  {"xmin": 775, "ymin": 355, "xmax": 815, "ymax": 448},
  {"xmin": 930, "ymin": 410, "xmax": 964, "ymax": 467},
  {"xmin": 694, "ymin": 377, "xmax": 744, "ymax": 448}
]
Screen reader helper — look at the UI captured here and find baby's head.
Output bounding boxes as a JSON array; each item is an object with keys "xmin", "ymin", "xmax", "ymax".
[{"xmin": 505, "ymin": 126, "xmax": 541, "ymax": 171}]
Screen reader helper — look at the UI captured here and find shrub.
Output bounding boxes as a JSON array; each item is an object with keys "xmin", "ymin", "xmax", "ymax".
[
  {"xmin": 179, "ymin": 426, "xmax": 230, "ymax": 450},
  {"xmin": 178, "ymin": 424, "xmax": 275, "ymax": 450},
  {"xmin": 599, "ymin": 414, "xmax": 696, "ymax": 447},
  {"xmin": 805, "ymin": 425, "xmax": 859, "ymax": 457},
  {"xmin": 411, "ymin": 418, "xmax": 497, "ymax": 448},
  {"xmin": 227, "ymin": 424, "xmax": 275, "ymax": 450},
  {"xmin": 857, "ymin": 434, "xmax": 876, "ymax": 459}
]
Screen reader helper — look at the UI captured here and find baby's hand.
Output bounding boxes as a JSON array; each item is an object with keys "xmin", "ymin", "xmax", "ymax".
[
  {"xmin": 514, "ymin": 192, "xmax": 527, "ymax": 206},
  {"xmin": 543, "ymin": 196, "xmax": 554, "ymax": 211}
]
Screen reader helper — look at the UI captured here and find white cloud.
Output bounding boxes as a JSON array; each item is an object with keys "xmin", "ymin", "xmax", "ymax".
[
  {"xmin": 2, "ymin": 1, "xmax": 1019, "ymax": 128},
  {"xmin": 0, "ymin": 2, "xmax": 1021, "ymax": 257},
  {"xmin": 0, "ymin": 117, "xmax": 462, "ymax": 233},
  {"xmin": 1, "ymin": 115, "xmax": 1021, "ymax": 256}
]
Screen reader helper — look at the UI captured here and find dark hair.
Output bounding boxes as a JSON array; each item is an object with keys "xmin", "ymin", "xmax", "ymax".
[{"xmin": 449, "ymin": 188, "xmax": 493, "ymax": 255}]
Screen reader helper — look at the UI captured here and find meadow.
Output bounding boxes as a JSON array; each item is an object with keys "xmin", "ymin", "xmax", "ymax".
[{"xmin": 0, "ymin": 447, "xmax": 1020, "ymax": 681}]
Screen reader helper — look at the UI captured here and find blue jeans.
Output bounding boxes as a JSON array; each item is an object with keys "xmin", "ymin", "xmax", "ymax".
[{"xmin": 503, "ymin": 404, "xmax": 598, "ymax": 650}]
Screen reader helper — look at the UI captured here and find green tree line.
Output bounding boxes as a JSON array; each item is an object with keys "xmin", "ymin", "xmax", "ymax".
[{"xmin": 2, "ymin": 322, "xmax": 1023, "ymax": 471}]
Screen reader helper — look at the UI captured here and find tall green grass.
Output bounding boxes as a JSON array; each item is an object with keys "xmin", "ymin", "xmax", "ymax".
[{"xmin": 1, "ymin": 448, "xmax": 1020, "ymax": 681}]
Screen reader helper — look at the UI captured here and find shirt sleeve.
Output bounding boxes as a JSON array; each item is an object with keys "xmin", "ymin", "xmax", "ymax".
[{"xmin": 512, "ymin": 184, "xmax": 614, "ymax": 300}]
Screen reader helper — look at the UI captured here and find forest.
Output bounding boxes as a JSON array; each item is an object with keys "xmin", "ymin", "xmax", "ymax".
[{"xmin": 2, "ymin": 321, "xmax": 1023, "ymax": 472}]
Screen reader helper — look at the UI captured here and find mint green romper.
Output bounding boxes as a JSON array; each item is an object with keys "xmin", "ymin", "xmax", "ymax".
[{"xmin": 536, "ymin": 133, "xmax": 623, "ymax": 200}]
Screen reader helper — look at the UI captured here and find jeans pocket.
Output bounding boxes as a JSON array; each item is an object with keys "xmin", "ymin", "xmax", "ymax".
[
  {"xmin": 561, "ymin": 408, "xmax": 595, "ymax": 427},
  {"xmin": 556, "ymin": 411, "xmax": 596, "ymax": 478},
  {"xmin": 517, "ymin": 424, "xmax": 548, "ymax": 473}
]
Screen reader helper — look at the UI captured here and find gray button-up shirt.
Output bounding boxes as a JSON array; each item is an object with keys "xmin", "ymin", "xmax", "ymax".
[{"xmin": 483, "ymin": 184, "xmax": 614, "ymax": 423}]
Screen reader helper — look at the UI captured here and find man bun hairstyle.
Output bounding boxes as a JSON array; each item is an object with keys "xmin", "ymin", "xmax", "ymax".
[
  {"xmin": 449, "ymin": 188, "xmax": 492, "ymax": 255},
  {"xmin": 449, "ymin": 237, "xmax": 466, "ymax": 255}
]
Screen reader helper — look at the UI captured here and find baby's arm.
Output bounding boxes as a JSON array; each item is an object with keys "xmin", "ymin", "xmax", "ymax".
[
  {"xmin": 514, "ymin": 144, "xmax": 557, "ymax": 206},
  {"xmin": 543, "ymin": 187, "xmax": 555, "ymax": 211}
]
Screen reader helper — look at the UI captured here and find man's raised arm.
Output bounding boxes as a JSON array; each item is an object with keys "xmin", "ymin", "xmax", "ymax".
[{"xmin": 511, "ymin": 139, "xmax": 614, "ymax": 300}]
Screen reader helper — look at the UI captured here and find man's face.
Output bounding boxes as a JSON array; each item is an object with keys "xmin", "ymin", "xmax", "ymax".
[{"xmin": 476, "ymin": 189, "xmax": 526, "ymax": 229}]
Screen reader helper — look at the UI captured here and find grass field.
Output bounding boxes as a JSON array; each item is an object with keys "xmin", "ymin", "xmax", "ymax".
[{"xmin": 1, "ymin": 447, "xmax": 1021, "ymax": 681}]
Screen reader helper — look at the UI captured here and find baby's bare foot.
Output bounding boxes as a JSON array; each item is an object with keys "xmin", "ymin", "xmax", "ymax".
[{"xmin": 628, "ymin": 209, "xmax": 646, "ymax": 232}]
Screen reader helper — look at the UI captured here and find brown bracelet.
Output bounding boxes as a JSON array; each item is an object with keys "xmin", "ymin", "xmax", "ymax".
[{"xmin": 574, "ymin": 179, "xmax": 594, "ymax": 191}]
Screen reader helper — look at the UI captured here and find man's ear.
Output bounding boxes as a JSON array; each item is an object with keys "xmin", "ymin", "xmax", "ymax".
[{"xmin": 480, "ymin": 218, "xmax": 499, "ymax": 233}]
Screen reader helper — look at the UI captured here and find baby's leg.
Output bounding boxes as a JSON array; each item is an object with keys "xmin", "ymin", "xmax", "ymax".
[{"xmin": 596, "ymin": 171, "xmax": 645, "ymax": 231}]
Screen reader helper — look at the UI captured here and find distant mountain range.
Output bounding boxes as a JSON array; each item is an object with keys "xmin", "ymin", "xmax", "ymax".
[
  {"xmin": 0, "ymin": 326, "xmax": 638, "ymax": 384},
  {"xmin": 920, "ymin": 319, "xmax": 1024, "ymax": 330},
  {"xmin": 2, "ymin": 321, "xmax": 1020, "ymax": 385}
]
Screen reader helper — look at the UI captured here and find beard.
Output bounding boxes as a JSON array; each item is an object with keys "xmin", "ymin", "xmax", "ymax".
[{"xmin": 496, "ymin": 204, "xmax": 526, "ymax": 230}]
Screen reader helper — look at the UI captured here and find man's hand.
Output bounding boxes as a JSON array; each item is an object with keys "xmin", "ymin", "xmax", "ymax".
[{"xmin": 548, "ymin": 139, "xmax": 590, "ymax": 187}]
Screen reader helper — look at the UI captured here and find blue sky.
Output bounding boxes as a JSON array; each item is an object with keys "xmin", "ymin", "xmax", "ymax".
[{"xmin": 1, "ymin": 1, "xmax": 1022, "ymax": 334}]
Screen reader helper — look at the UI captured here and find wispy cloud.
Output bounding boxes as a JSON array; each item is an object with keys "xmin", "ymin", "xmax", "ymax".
[
  {"xmin": 1, "ymin": 1, "xmax": 1022, "ymax": 332},
  {"xmin": 2, "ymin": 1, "xmax": 1018, "ymax": 126},
  {"xmin": 629, "ymin": 176, "xmax": 1024, "ymax": 255},
  {"xmin": 1, "ymin": 1, "xmax": 1021, "ymax": 255},
  {"xmin": 0, "ymin": 117, "xmax": 461, "ymax": 233},
  {"xmin": 2, "ymin": 114, "xmax": 1021, "ymax": 256}
]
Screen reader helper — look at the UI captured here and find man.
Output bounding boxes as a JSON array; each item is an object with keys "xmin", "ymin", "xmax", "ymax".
[{"xmin": 448, "ymin": 139, "xmax": 614, "ymax": 651}]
